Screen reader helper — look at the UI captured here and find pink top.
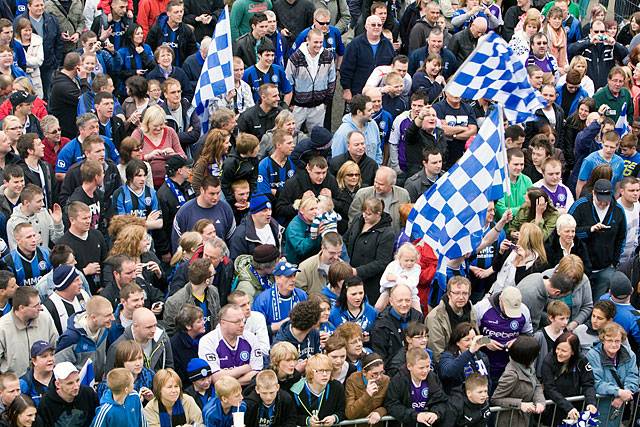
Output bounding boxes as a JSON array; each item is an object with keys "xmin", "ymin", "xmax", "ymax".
[{"xmin": 133, "ymin": 126, "xmax": 185, "ymax": 188}]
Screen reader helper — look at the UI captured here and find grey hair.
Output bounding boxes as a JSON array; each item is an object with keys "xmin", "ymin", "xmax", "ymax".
[
  {"xmin": 555, "ymin": 213, "xmax": 576, "ymax": 232},
  {"xmin": 77, "ymin": 113, "xmax": 98, "ymax": 129},
  {"xmin": 40, "ymin": 115, "xmax": 60, "ymax": 133},
  {"xmin": 377, "ymin": 166, "xmax": 397, "ymax": 185},
  {"xmin": 204, "ymin": 236, "xmax": 229, "ymax": 258}
]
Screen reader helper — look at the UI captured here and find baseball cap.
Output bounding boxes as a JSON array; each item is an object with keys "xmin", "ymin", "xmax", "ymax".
[
  {"xmin": 166, "ymin": 155, "xmax": 193, "ymax": 172},
  {"xmin": 610, "ymin": 271, "xmax": 633, "ymax": 299},
  {"xmin": 9, "ymin": 90, "xmax": 36, "ymax": 108},
  {"xmin": 500, "ymin": 286, "xmax": 522, "ymax": 318},
  {"xmin": 53, "ymin": 362, "xmax": 79, "ymax": 380},
  {"xmin": 250, "ymin": 194, "xmax": 272, "ymax": 214},
  {"xmin": 273, "ymin": 261, "xmax": 300, "ymax": 277},
  {"xmin": 593, "ymin": 179, "xmax": 612, "ymax": 202},
  {"xmin": 30, "ymin": 340, "xmax": 54, "ymax": 358}
]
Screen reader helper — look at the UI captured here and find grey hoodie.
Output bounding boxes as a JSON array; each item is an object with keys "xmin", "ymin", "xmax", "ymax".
[{"xmin": 6, "ymin": 204, "xmax": 64, "ymax": 251}]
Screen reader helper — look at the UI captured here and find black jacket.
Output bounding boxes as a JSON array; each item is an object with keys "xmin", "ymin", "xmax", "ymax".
[
  {"xmin": 162, "ymin": 98, "xmax": 201, "ymax": 155},
  {"xmin": 59, "ymin": 159, "xmax": 121, "ymax": 212},
  {"xmin": 48, "ymin": 70, "xmax": 82, "ymax": 138},
  {"xmin": 234, "ymin": 32, "xmax": 261, "ymax": 67},
  {"xmin": 156, "ymin": 178, "xmax": 196, "ymax": 257},
  {"xmin": 370, "ymin": 306, "xmax": 424, "ymax": 366},
  {"xmin": 448, "ymin": 28, "xmax": 480, "ymax": 64},
  {"xmin": 146, "ymin": 65, "xmax": 194, "ymax": 101},
  {"xmin": 237, "ymin": 104, "xmax": 282, "ymax": 141},
  {"xmin": 618, "ymin": 256, "xmax": 640, "ymax": 308},
  {"xmin": 183, "ymin": 0, "xmax": 223, "ymax": 40},
  {"xmin": 99, "ymin": 115, "xmax": 127, "ymax": 149},
  {"xmin": 221, "ymin": 149, "xmax": 259, "ymax": 199},
  {"xmin": 569, "ymin": 195, "xmax": 627, "ymax": 270},
  {"xmin": 274, "ymin": 169, "xmax": 348, "ymax": 226},
  {"xmin": 404, "ymin": 122, "xmax": 446, "ymax": 176},
  {"xmin": 99, "ymin": 275, "xmax": 164, "ymax": 311},
  {"xmin": 544, "ymin": 229, "xmax": 592, "ymax": 276},
  {"xmin": 540, "ymin": 353, "xmax": 596, "ymax": 423},
  {"xmin": 170, "ymin": 330, "xmax": 200, "ymax": 386},
  {"xmin": 343, "ymin": 213, "xmax": 395, "ymax": 302},
  {"xmin": 18, "ymin": 159, "xmax": 56, "ymax": 207},
  {"xmin": 182, "ymin": 52, "xmax": 204, "ymax": 85},
  {"xmin": 272, "ymin": 0, "xmax": 315, "ymax": 42},
  {"xmin": 329, "ymin": 152, "xmax": 378, "ymax": 187},
  {"xmin": 404, "ymin": 170, "xmax": 441, "ymax": 203},
  {"xmin": 36, "ymin": 385, "xmax": 98, "ymax": 427},
  {"xmin": 384, "ymin": 369, "xmax": 448, "ymax": 427},
  {"xmin": 567, "ymin": 39, "xmax": 628, "ymax": 90},
  {"xmin": 146, "ymin": 16, "xmax": 198, "ymax": 68},
  {"xmin": 292, "ymin": 379, "xmax": 345, "ymax": 427},
  {"xmin": 442, "ymin": 387, "xmax": 490, "ymax": 427},
  {"xmin": 229, "ymin": 215, "xmax": 283, "ymax": 260},
  {"xmin": 244, "ymin": 389, "xmax": 297, "ymax": 427},
  {"xmin": 502, "ymin": 5, "xmax": 525, "ymax": 41},
  {"xmin": 525, "ymin": 105, "xmax": 565, "ymax": 147}
]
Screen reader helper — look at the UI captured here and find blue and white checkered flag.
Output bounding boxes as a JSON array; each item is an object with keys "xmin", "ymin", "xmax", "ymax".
[
  {"xmin": 444, "ymin": 31, "xmax": 546, "ymax": 124},
  {"xmin": 79, "ymin": 358, "xmax": 95, "ymax": 388},
  {"xmin": 405, "ymin": 105, "xmax": 510, "ymax": 259},
  {"xmin": 192, "ymin": 6, "xmax": 234, "ymax": 134},
  {"xmin": 615, "ymin": 102, "xmax": 631, "ymax": 137}
]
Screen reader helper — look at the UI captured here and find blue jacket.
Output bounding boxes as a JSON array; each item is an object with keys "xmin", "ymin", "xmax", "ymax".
[
  {"xmin": 55, "ymin": 136, "xmax": 120, "ymax": 174},
  {"xmin": 55, "ymin": 312, "xmax": 110, "ymax": 382},
  {"xmin": 11, "ymin": 39, "xmax": 27, "ymax": 70},
  {"xmin": 599, "ymin": 294, "xmax": 640, "ymax": 348},
  {"xmin": 76, "ymin": 47, "xmax": 122, "ymax": 78},
  {"xmin": 568, "ymin": 121, "xmax": 600, "ymax": 191},
  {"xmin": 273, "ymin": 320, "xmax": 320, "ymax": 360},
  {"xmin": 252, "ymin": 286, "xmax": 308, "ymax": 326},
  {"xmin": 96, "ymin": 368, "xmax": 154, "ymax": 399},
  {"xmin": 587, "ymin": 343, "xmax": 639, "ymax": 421},
  {"xmin": 203, "ymin": 397, "xmax": 246, "ymax": 427},
  {"xmin": 16, "ymin": 11, "xmax": 62, "ymax": 69},
  {"xmin": 328, "ymin": 303, "xmax": 377, "ymax": 334},
  {"xmin": 332, "ymin": 113, "xmax": 382, "ymax": 163},
  {"xmin": 19, "ymin": 368, "xmax": 49, "ymax": 406},
  {"xmin": 556, "ymin": 84, "xmax": 589, "ymax": 117},
  {"xmin": 90, "ymin": 390, "xmax": 146, "ymax": 427},
  {"xmin": 340, "ymin": 34, "xmax": 395, "ymax": 94}
]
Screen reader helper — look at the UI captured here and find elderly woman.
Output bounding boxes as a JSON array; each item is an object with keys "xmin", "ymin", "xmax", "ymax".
[
  {"xmin": 292, "ymin": 354, "xmax": 345, "ymax": 427},
  {"xmin": 509, "ymin": 188, "xmax": 559, "ymax": 241},
  {"xmin": 545, "ymin": 214, "xmax": 592, "ymax": 272},
  {"xmin": 259, "ymin": 110, "xmax": 306, "ymax": 159},
  {"xmin": 438, "ymin": 322, "xmax": 491, "ymax": 394},
  {"xmin": 144, "ymin": 368, "xmax": 203, "ymax": 427},
  {"xmin": 344, "ymin": 198, "xmax": 395, "ymax": 302},
  {"xmin": 117, "ymin": 136, "xmax": 155, "ymax": 188},
  {"xmin": 344, "ymin": 353, "xmax": 390, "ymax": 426},
  {"xmin": 40, "ymin": 115, "xmax": 69, "ymax": 168},
  {"xmin": 192, "ymin": 129, "xmax": 231, "ymax": 193},
  {"xmin": 283, "ymin": 195, "xmax": 322, "ymax": 265},
  {"xmin": 587, "ymin": 322, "xmax": 639, "ymax": 423},
  {"xmin": 574, "ymin": 300, "xmax": 616, "ymax": 355},
  {"xmin": 325, "ymin": 334, "xmax": 357, "ymax": 384},
  {"xmin": 13, "ymin": 18, "xmax": 43, "ymax": 98},
  {"xmin": 146, "ymin": 45, "xmax": 192, "ymax": 100},
  {"xmin": 132, "ymin": 105, "xmax": 186, "ymax": 188},
  {"xmin": 541, "ymin": 332, "xmax": 597, "ymax": 426}
]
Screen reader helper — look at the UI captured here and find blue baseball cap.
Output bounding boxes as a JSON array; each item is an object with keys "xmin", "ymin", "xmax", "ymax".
[
  {"xmin": 273, "ymin": 261, "xmax": 300, "ymax": 277},
  {"xmin": 31, "ymin": 340, "xmax": 54, "ymax": 358}
]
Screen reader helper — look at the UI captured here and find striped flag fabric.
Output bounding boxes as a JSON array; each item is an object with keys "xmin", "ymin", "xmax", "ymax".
[
  {"xmin": 615, "ymin": 102, "xmax": 631, "ymax": 137},
  {"xmin": 444, "ymin": 31, "xmax": 547, "ymax": 124},
  {"xmin": 192, "ymin": 6, "xmax": 235, "ymax": 134}
]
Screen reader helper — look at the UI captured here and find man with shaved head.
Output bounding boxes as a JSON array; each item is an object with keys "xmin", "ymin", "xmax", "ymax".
[
  {"xmin": 449, "ymin": 16, "xmax": 487, "ymax": 63},
  {"xmin": 106, "ymin": 307, "xmax": 174, "ymax": 372}
]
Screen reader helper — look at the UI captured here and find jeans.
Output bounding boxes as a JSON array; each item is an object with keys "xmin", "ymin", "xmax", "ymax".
[{"xmin": 590, "ymin": 266, "xmax": 616, "ymax": 300}]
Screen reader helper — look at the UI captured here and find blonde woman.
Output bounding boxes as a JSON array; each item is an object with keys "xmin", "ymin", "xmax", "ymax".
[
  {"xmin": 170, "ymin": 231, "xmax": 203, "ymax": 268},
  {"xmin": 132, "ymin": 105, "xmax": 186, "ymax": 188},
  {"xmin": 556, "ymin": 56, "xmax": 595, "ymax": 96},
  {"xmin": 284, "ymin": 194, "xmax": 322, "ymax": 264},
  {"xmin": 509, "ymin": 10, "xmax": 542, "ymax": 64},
  {"xmin": 13, "ymin": 18, "xmax": 43, "ymax": 98},
  {"xmin": 144, "ymin": 368, "xmax": 203, "ymax": 427},
  {"xmin": 544, "ymin": 7, "xmax": 568, "ymax": 73},
  {"xmin": 336, "ymin": 161, "xmax": 362, "ymax": 206},
  {"xmin": 269, "ymin": 341, "xmax": 302, "ymax": 389},
  {"xmin": 192, "ymin": 129, "xmax": 231, "ymax": 194},
  {"xmin": 490, "ymin": 222, "xmax": 549, "ymax": 293},
  {"xmin": 259, "ymin": 109, "xmax": 306, "ymax": 159}
]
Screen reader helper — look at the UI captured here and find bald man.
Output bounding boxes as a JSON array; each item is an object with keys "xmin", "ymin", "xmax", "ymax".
[
  {"xmin": 370, "ymin": 284, "xmax": 424, "ymax": 365},
  {"xmin": 55, "ymin": 295, "xmax": 114, "ymax": 382},
  {"xmin": 449, "ymin": 16, "xmax": 487, "ymax": 63},
  {"xmin": 106, "ymin": 307, "xmax": 174, "ymax": 372}
]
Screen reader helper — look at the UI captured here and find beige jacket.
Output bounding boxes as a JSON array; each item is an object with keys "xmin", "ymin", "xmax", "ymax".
[
  {"xmin": 295, "ymin": 253, "xmax": 327, "ymax": 295},
  {"xmin": 426, "ymin": 298, "xmax": 478, "ymax": 362},
  {"xmin": 348, "ymin": 186, "xmax": 410, "ymax": 234},
  {"xmin": 144, "ymin": 395, "xmax": 203, "ymax": 427}
]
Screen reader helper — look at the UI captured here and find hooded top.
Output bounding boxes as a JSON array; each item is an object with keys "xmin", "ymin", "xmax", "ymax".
[
  {"xmin": 90, "ymin": 389, "xmax": 146, "ymax": 427},
  {"xmin": 37, "ymin": 382, "xmax": 99, "ymax": 427},
  {"xmin": 273, "ymin": 320, "xmax": 320, "ymax": 360}
]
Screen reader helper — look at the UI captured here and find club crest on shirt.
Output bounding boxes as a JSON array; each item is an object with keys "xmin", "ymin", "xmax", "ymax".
[{"xmin": 510, "ymin": 320, "xmax": 519, "ymax": 330}]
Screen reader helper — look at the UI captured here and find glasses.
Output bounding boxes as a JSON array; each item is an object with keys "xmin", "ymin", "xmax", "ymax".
[
  {"xmin": 593, "ymin": 30, "xmax": 605, "ymax": 34},
  {"xmin": 314, "ymin": 369, "xmax": 332, "ymax": 375},
  {"xmin": 535, "ymin": 41, "xmax": 548, "ymax": 45},
  {"xmin": 346, "ymin": 173, "xmax": 361, "ymax": 177},
  {"xmin": 27, "ymin": 302, "xmax": 41, "ymax": 309},
  {"xmin": 221, "ymin": 318, "xmax": 246, "ymax": 325},
  {"xmin": 369, "ymin": 23, "xmax": 383, "ymax": 27},
  {"xmin": 316, "ymin": 19, "xmax": 330, "ymax": 25},
  {"xmin": 449, "ymin": 290, "xmax": 470, "ymax": 297},
  {"xmin": 47, "ymin": 128, "xmax": 61, "ymax": 134},
  {"xmin": 604, "ymin": 339, "xmax": 622, "ymax": 345}
]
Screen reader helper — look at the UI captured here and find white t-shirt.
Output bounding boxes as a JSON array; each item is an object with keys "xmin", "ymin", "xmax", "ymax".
[
  {"xmin": 621, "ymin": 201, "xmax": 640, "ymax": 263},
  {"xmin": 255, "ymin": 225, "xmax": 276, "ymax": 246}
]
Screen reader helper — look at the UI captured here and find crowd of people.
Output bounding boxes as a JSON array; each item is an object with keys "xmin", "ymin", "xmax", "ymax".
[{"xmin": 0, "ymin": 0, "xmax": 636, "ymax": 424}]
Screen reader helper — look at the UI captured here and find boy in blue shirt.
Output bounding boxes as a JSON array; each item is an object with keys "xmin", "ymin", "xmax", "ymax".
[
  {"xmin": 112, "ymin": 159, "xmax": 162, "ymax": 229},
  {"xmin": 203, "ymin": 375, "xmax": 247, "ymax": 427},
  {"xmin": 243, "ymin": 41, "xmax": 292, "ymax": 105},
  {"xmin": 91, "ymin": 368, "xmax": 146, "ymax": 427},
  {"xmin": 620, "ymin": 133, "xmax": 640, "ymax": 177}
]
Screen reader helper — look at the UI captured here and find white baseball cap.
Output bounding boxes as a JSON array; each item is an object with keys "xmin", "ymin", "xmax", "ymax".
[{"xmin": 53, "ymin": 362, "xmax": 78, "ymax": 380}]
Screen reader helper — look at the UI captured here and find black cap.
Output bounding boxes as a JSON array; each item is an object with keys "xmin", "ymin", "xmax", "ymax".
[
  {"xmin": 593, "ymin": 179, "xmax": 612, "ymax": 202},
  {"xmin": 165, "ymin": 155, "xmax": 193, "ymax": 174},
  {"xmin": 10, "ymin": 91, "xmax": 36, "ymax": 108}
]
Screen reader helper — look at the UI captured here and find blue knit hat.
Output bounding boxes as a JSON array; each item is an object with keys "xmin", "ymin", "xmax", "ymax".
[
  {"xmin": 187, "ymin": 358, "xmax": 213, "ymax": 382},
  {"xmin": 250, "ymin": 194, "xmax": 272, "ymax": 214},
  {"xmin": 53, "ymin": 265, "xmax": 80, "ymax": 291}
]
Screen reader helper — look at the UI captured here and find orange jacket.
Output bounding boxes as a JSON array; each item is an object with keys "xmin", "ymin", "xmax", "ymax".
[{"xmin": 137, "ymin": 0, "xmax": 170, "ymax": 38}]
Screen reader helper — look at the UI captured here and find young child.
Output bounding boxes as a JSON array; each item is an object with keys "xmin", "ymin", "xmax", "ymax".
[
  {"xmin": 309, "ymin": 195, "xmax": 341, "ymax": 240},
  {"xmin": 184, "ymin": 358, "xmax": 214, "ymax": 411},
  {"xmin": 411, "ymin": 53, "xmax": 446, "ymax": 104},
  {"xmin": 221, "ymin": 133, "xmax": 260, "ymax": 200},
  {"xmin": 90, "ymin": 368, "xmax": 145, "ymax": 427},
  {"xmin": 448, "ymin": 373, "xmax": 491, "ymax": 427},
  {"xmin": 382, "ymin": 71, "xmax": 408, "ymax": 120},
  {"xmin": 386, "ymin": 321, "xmax": 432, "ymax": 378},
  {"xmin": 534, "ymin": 300, "xmax": 570, "ymax": 376},
  {"xmin": 492, "ymin": 336, "xmax": 546, "ymax": 427},
  {"xmin": 385, "ymin": 348, "xmax": 448, "ymax": 427},
  {"xmin": 203, "ymin": 375, "xmax": 247, "ymax": 427},
  {"xmin": 619, "ymin": 133, "xmax": 640, "ymax": 177},
  {"xmin": 376, "ymin": 243, "xmax": 422, "ymax": 312},
  {"xmin": 244, "ymin": 369, "xmax": 297, "ymax": 427},
  {"xmin": 309, "ymin": 294, "xmax": 335, "ymax": 349},
  {"xmin": 147, "ymin": 80, "xmax": 162, "ymax": 104}
]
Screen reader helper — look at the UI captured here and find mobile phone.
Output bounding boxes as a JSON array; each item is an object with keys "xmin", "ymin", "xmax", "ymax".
[
  {"xmin": 478, "ymin": 336, "xmax": 491, "ymax": 345},
  {"xmin": 152, "ymin": 301, "xmax": 163, "ymax": 310}
]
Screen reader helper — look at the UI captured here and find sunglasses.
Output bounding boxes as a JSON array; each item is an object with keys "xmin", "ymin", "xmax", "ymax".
[
  {"xmin": 316, "ymin": 19, "xmax": 330, "ymax": 25},
  {"xmin": 346, "ymin": 173, "xmax": 361, "ymax": 177}
]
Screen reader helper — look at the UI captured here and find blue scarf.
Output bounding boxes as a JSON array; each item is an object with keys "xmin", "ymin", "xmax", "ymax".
[
  {"xmin": 249, "ymin": 265, "xmax": 272, "ymax": 291},
  {"xmin": 158, "ymin": 397, "xmax": 186, "ymax": 427},
  {"xmin": 164, "ymin": 176, "xmax": 187, "ymax": 207}
]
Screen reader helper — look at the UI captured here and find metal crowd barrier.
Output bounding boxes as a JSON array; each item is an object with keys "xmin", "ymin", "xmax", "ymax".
[{"xmin": 328, "ymin": 393, "xmax": 640, "ymax": 426}]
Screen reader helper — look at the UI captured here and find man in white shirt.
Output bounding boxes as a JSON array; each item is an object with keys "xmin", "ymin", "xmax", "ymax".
[{"xmin": 618, "ymin": 177, "xmax": 640, "ymax": 264}]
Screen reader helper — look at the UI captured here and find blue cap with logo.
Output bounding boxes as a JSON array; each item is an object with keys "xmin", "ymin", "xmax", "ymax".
[{"xmin": 273, "ymin": 261, "xmax": 300, "ymax": 277}]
